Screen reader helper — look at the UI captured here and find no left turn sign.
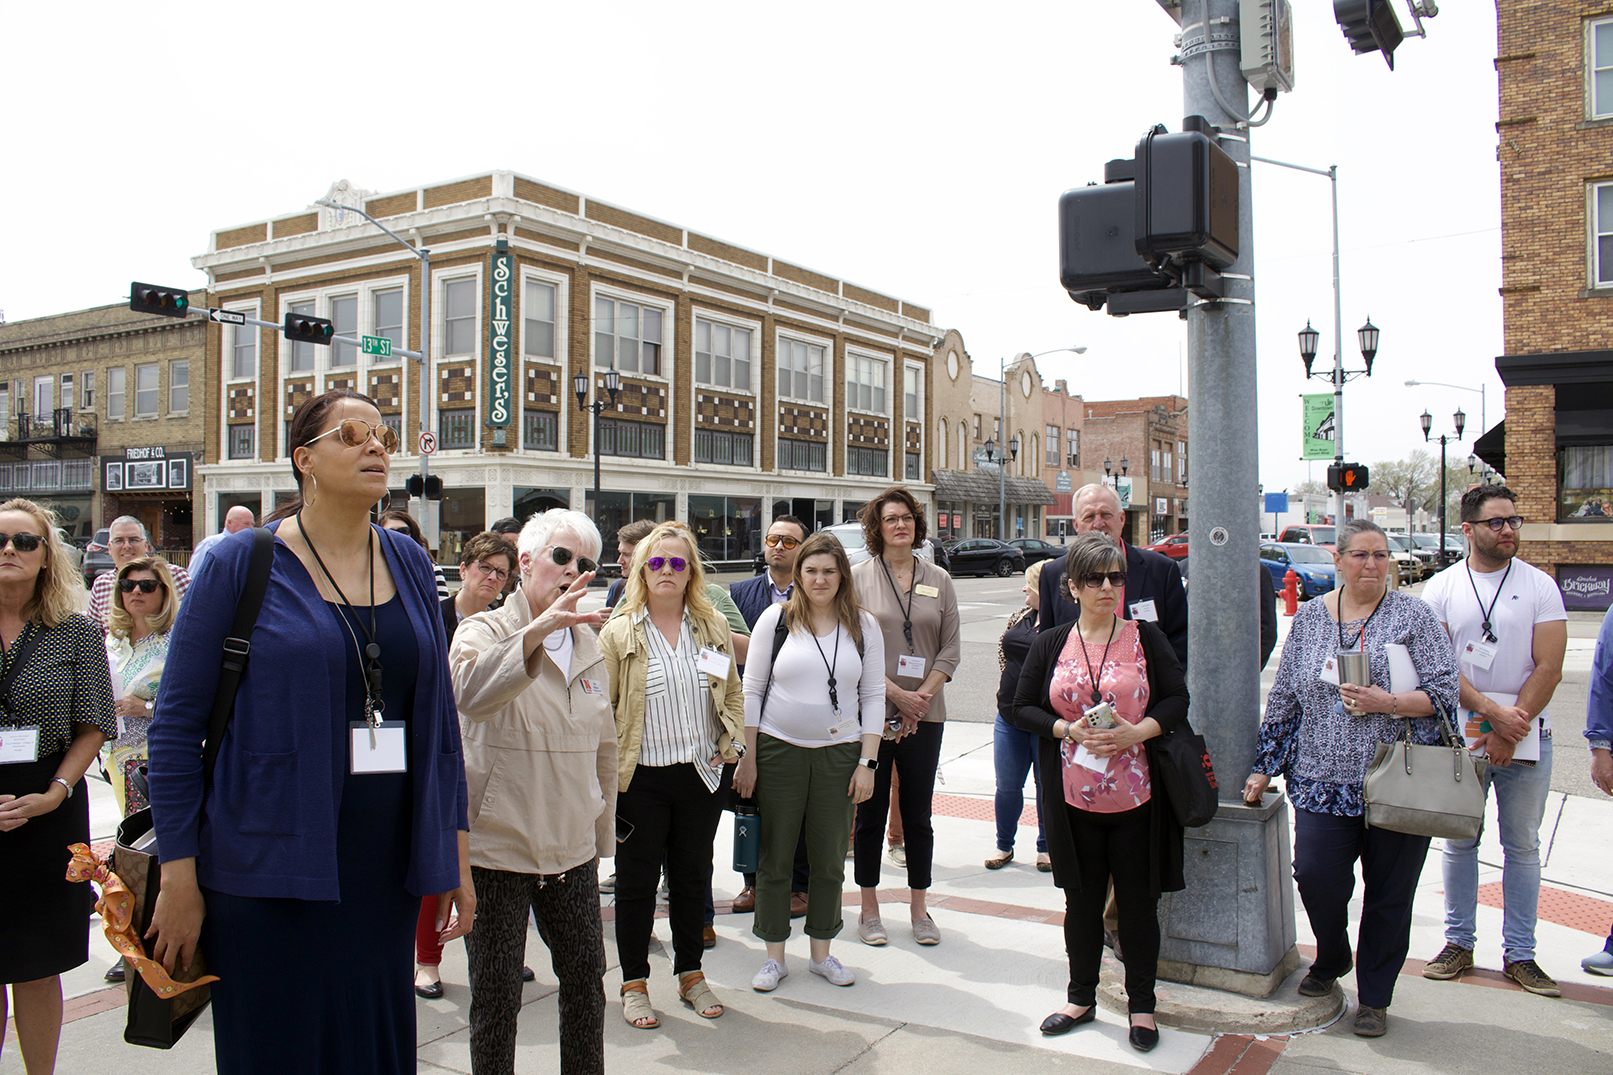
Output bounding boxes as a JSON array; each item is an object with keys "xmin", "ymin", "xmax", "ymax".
[{"xmin": 418, "ymin": 431, "xmax": 437, "ymax": 455}]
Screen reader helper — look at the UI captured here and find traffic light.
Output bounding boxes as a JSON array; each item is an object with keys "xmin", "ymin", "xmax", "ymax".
[
  {"xmin": 1334, "ymin": 0, "xmax": 1403, "ymax": 69},
  {"xmin": 405, "ymin": 474, "xmax": 444, "ymax": 500},
  {"xmin": 1327, "ymin": 462, "xmax": 1370, "ymax": 493},
  {"xmin": 129, "ymin": 282, "xmax": 191, "ymax": 319},
  {"xmin": 284, "ymin": 312, "xmax": 336, "ymax": 346}
]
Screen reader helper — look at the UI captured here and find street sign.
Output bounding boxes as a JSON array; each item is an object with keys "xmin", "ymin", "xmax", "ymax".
[
  {"xmin": 418, "ymin": 431, "xmax": 437, "ymax": 455},
  {"xmin": 362, "ymin": 335, "xmax": 393, "ymax": 358},
  {"xmin": 1055, "ymin": 470, "xmax": 1072, "ymax": 492},
  {"xmin": 208, "ymin": 308, "xmax": 246, "ymax": 325}
]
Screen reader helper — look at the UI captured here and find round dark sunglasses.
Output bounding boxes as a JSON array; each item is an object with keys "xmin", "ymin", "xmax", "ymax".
[
  {"xmin": 547, "ymin": 545, "xmax": 598, "ymax": 575},
  {"xmin": 119, "ymin": 578, "xmax": 163, "ymax": 594},
  {"xmin": 0, "ymin": 532, "xmax": 43, "ymax": 552}
]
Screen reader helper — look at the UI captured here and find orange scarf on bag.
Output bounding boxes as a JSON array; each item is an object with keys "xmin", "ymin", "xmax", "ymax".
[{"xmin": 65, "ymin": 843, "xmax": 218, "ymax": 997}]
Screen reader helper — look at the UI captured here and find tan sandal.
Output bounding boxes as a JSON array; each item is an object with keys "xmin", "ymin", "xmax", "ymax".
[
  {"xmin": 620, "ymin": 979, "xmax": 659, "ymax": 1029},
  {"xmin": 678, "ymin": 970, "xmax": 724, "ymax": 1018}
]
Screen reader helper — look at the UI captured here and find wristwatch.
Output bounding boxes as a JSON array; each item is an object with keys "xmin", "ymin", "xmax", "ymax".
[
  {"xmin": 857, "ymin": 757, "xmax": 879, "ymax": 770},
  {"xmin": 50, "ymin": 777, "xmax": 73, "ymax": 799}
]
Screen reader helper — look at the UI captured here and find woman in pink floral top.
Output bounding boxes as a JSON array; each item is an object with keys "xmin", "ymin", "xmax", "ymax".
[{"xmin": 1009, "ymin": 534, "xmax": 1190, "ymax": 1055}]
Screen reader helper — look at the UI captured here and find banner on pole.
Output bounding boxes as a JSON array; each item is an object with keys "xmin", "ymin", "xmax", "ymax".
[{"xmin": 1301, "ymin": 394, "xmax": 1335, "ymax": 461}]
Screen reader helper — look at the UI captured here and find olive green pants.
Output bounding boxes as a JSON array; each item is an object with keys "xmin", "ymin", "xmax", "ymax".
[{"xmin": 752, "ymin": 735, "xmax": 860, "ymax": 942}]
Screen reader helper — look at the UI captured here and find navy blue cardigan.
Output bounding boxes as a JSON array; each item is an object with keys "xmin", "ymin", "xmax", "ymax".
[{"xmin": 148, "ymin": 521, "xmax": 469, "ymax": 901}]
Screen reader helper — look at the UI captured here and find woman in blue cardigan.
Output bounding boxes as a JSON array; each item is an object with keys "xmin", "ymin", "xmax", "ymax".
[{"xmin": 147, "ymin": 389, "xmax": 473, "ymax": 1075}]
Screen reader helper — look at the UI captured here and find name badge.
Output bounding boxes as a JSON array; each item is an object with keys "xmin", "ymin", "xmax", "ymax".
[
  {"xmin": 1462, "ymin": 640, "xmax": 1498, "ymax": 671},
  {"xmin": 350, "ymin": 721, "xmax": 408, "ymax": 774},
  {"xmin": 578, "ymin": 677, "xmax": 605, "ymax": 695},
  {"xmin": 1318, "ymin": 656, "xmax": 1340, "ymax": 686},
  {"xmin": 1129, "ymin": 599, "xmax": 1159, "ymax": 622},
  {"xmin": 896, "ymin": 653, "xmax": 927, "ymax": 679},
  {"xmin": 0, "ymin": 725, "xmax": 41, "ymax": 764},
  {"xmin": 914, "ymin": 584, "xmax": 940, "ymax": 598},
  {"xmin": 697, "ymin": 646, "xmax": 732, "ymax": 678},
  {"xmin": 827, "ymin": 716, "xmax": 848, "ymax": 738}
]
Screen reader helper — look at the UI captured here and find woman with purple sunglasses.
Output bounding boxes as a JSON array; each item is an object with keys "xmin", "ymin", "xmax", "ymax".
[{"xmin": 598, "ymin": 522, "xmax": 744, "ymax": 1030}]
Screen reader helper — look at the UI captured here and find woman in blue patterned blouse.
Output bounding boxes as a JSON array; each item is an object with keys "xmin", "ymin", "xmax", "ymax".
[{"xmin": 1244, "ymin": 518, "xmax": 1458, "ymax": 1039}]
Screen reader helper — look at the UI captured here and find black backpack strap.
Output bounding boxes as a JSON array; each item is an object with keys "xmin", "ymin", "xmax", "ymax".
[
  {"xmin": 0, "ymin": 623, "xmax": 45, "ymax": 718},
  {"xmin": 756, "ymin": 613, "xmax": 790, "ymax": 724},
  {"xmin": 200, "ymin": 527, "xmax": 274, "ymax": 788}
]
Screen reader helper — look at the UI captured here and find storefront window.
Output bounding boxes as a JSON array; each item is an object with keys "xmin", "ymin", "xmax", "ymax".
[
  {"xmin": 590, "ymin": 491, "xmax": 676, "ymax": 566},
  {"xmin": 688, "ymin": 495, "xmax": 762, "ymax": 563},
  {"xmin": 438, "ymin": 488, "xmax": 487, "ymax": 565},
  {"xmin": 513, "ymin": 486, "xmax": 570, "ymax": 524},
  {"xmin": 1560, "ymin": 445, "xmax": 1613, "ymax": 518}
]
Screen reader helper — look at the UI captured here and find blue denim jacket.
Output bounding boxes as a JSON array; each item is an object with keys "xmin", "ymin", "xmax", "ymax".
[{"xmin": 1588, "ymin": 607, "xmax": 1613, "ymax": 751}]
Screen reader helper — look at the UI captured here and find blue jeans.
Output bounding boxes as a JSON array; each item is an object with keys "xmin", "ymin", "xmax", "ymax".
[
  {"xmin": 1442, "ymin": 733, "xmax": 1554, "ymax": 962},
  {"xmin": 993, "ymin": 714, "xmax": 1046, "ymax": 854}
]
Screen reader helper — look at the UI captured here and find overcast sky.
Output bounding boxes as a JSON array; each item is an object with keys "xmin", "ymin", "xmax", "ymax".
[{"xmin": 2, "ymin": 1, "xmax": 1501, "ymax": 496}]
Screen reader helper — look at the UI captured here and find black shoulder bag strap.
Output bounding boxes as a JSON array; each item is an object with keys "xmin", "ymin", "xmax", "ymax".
[
  {"xmin": 199, "ymin": 527, "xmax": 274, "ymax": 789},
  {"xmin": 757, "ymin": 608, "xmax": 866, "ymax": 723},
  {"xmin": 0, "ymin": 623, "xmax": 46, "ymax": 720}
]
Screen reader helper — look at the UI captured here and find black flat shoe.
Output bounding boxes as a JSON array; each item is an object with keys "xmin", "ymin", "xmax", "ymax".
[
  {"xmin": 414, "ymin": 981, "xmax": 444, "ymax": 999},
  {"xmin": 1040, "ymin": 1007, "xmax": 1097, "ymax": 1035},
  {"xmin": 521, "ymin": 966, "xmax": 536, "ymax": 983},
  {"xmin": 1129, "ymin": 1025, "xmax": 1160, "ymax": 1052},
  {"xmin": 104, "ymin": 958, "xmax": 126, "ymax": 983}
]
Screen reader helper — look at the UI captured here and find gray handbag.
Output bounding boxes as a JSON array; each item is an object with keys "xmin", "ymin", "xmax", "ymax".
[{"xmin": 1363, "ymin": 700, "xmax": 1488, "ymax": 840}]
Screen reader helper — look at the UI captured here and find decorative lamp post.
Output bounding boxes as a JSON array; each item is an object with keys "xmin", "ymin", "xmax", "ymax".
[
  {"xmin": 985, "ymin": 436, "xmax": 1020, "ymax": 538},
  {"xmin": 575, "ymin": 368, "xmax": 622, "ymax": 524},
  {"xmin": 1420, "ymin": 406, "xmax": 1466, "ymax": 568},
  {"xmin": 1300, "ymin": 314, "xmax": 1381, "ymax": 522}
]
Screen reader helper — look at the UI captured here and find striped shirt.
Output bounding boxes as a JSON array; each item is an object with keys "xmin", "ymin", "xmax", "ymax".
[{"xmin": 636, "ymin": 608, "xmax": 720, "ymax": 791}]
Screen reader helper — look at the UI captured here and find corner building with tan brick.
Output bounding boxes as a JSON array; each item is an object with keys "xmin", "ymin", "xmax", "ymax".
[{"xmin": 194, "ymin": 173, "xmax": 945, "ymax": 567}]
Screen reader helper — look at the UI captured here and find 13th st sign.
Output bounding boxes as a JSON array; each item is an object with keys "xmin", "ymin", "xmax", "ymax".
[{"xmin": 488, "ymin": 251, "xmax": 512, "ymax": 428}]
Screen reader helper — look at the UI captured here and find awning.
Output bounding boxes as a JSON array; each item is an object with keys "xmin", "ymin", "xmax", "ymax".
[
  {"xmin": 1473, "ymin": 420, "xmax": 1505, "ymax": 476},
  {"xmin": 931, "ymin": 469, "xmax": 1056, "ymax": 506}
]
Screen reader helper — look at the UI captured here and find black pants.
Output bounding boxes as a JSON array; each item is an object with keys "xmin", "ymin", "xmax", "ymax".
[
  {"xmin": 465, "ymin": 861, "xmax": 604, "ymax": 1075},
  {"xmin": 615, "ymin": 763, "xmax": 730, "ymax": 981},
  {"xmin": 1293, "ymin": 808, "xmax": 1430, "ymax": 1009},
  {"xmin": 853, "ymin": 721, "xmax": 944, "ymax": 890},
  {"xmin": 743, "ymin": 822, "xmax": 811, "ymax": 893},
  {"xmin": 1062, "ymin": 801, "xmax": 1159, "ymax": 1013}
]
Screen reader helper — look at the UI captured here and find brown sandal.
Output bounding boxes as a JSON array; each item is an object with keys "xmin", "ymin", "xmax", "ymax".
[
  {"xmin": 678, "ymin": 970, "xmax": 724, "ymax": 1018},
  {"xmin": 621, "ymin": 979, "xmax": 659, "ymax": 1029}
]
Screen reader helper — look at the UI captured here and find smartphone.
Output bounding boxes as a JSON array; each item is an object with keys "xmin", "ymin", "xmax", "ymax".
[{"xmin": 1083, "ymin": 702, "xmax": 1117, "ymax": 730}]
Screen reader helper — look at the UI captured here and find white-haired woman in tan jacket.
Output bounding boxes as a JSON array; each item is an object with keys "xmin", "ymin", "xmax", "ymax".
[{"xmin": 450, "ymin": 508, "xmax": 614, "ymax": 1075}]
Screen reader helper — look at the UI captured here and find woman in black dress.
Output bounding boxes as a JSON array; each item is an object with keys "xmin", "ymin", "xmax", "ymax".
[
  {"xmin": 0, "ymin": 497, "xmax": 117, "ymax": 1075},
  {"xmin": 146, "ymin": 390, "xmax": 473, "ymax": 1074}
]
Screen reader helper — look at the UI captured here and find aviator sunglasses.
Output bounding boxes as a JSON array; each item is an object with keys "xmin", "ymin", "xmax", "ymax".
[
  {"xmin": 0, "ymin": 532, "xmax": 43, "ymax": 552},
  {"xmin": 305, "ymin": 418, "xmax": 401, "ymax": 454},
  {"xmin": 646, "ymin": 556, "xmax": 688, "ymax": 573},
  {"xmin": 764, "ymin": 534, "xmax": 801, "ymax": 549},
  {"xmin": 547, "ymin": 545, "xmax": 598, "ymax": 574},
  {"xmin": 119, "ymin": 578, "xmax": 163, "ymax": 594}
]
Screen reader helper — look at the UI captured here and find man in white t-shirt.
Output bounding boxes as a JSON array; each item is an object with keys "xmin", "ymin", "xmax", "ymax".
[{"xmin": 1419, "ymin": 486, "xmax": 1567, "ymax": 997}]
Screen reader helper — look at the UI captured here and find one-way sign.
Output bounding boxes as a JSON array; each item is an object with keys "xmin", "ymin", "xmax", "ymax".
[{"xmin": 208, "ymin": 308, "xmax": 247, "ymax": 325}]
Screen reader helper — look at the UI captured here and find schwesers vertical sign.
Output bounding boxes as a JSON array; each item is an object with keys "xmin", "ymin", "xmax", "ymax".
[{"xmin": 488, "ymin": 251, "xmax": 513, "ymax": 428}]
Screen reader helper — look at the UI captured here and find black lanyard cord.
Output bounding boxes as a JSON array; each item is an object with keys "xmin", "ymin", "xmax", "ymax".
[
  {"xmin": 1466, "ymin": 560, "xmax": 1511, "ymax": 644},
  {"xmin": 1078, "ymin": 616, "xmax": 1118, "ymax": 707},
  {"xmin": 300, "ymin": 513, "xmax": 384, "ymax": 721},
  {"xmin": 1336, "ymin": 588, "xmax": 1387, "ymax": 652},
  {"xmin": 808, "ymin": 619, "xmax": 843, "ymax": 714},
  {"xmin": 879, "ymin": 557, "xmax": 916, "ymax": 653}
]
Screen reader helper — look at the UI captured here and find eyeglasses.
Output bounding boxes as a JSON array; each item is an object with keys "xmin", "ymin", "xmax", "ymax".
[
  {"xmin": 469, "ymin": 560, "xmax": 509, "ymax": 584},
  {"xmin": 764, "ymin": 534, "xmax": 801, "ymax": 549},
  {"xmin": 547, "ymin": 545, "xmax": 598, "ymax": 575},
  {"xmin": 880, "ymin": 514, "xmax": 916, "ymax": 526},
  {"xmin": 118, "ymin": 578, "xmax": 162, "ymax": 594},
  {"xmin": 646, "ymin": 556, "xmax": 688, "ymax": 573},
  {"xmin": 306, "ymin": 418, "xmax": 400, "ymax": 454},
  {"xmin": 0, "ymin": 532, "xmax": 43, "ymax": 552},
  {"xmin": 1078, "ymin": 571, "xmax": 1127, "ymax": 589},
  {"xmin": 1479, "ymin": 515, "xmax": 1524, "ymax": 532}
]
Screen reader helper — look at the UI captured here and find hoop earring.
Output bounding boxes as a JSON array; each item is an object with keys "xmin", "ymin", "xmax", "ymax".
[{"xmin": 308, "ymin": 471, "xmax": 318, "ymax": 506}]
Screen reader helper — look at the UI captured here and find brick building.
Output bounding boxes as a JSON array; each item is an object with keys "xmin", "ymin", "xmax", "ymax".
[
  {"xmin": 1081, "ymin": 394, "xmax": 1189, "ymax": 545},
  {"xmin": 0, "ymin": 298, "xmax": 208, "ymax": 552},
  {"xmin": 192, "ymin": 174, "xmax": 943, "ymax": 568},
  {"xmin": 1485, "ymin": 4, "xmax": 1613, "ymax": 609}
]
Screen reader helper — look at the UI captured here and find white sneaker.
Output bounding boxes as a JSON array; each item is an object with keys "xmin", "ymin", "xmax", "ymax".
[
  {"xmin": 810, "ymin": 955, "xmax": 855, "ymax": 986},
  {"xmin": 752, "ymin": 958, "xmax": 788, "ymax": 992}
]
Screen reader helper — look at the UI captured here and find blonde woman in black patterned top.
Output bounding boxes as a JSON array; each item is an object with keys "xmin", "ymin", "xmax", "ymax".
[{"xmin": 0, "ymin": 498, "xmax": 117, "ymax": 1072}]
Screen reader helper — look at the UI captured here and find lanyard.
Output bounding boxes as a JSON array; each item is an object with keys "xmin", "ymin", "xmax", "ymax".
[
  {"xmin": 1336, "ymin": 588, "xmax": 1386, "ymax": 651},
  {"xmin": 878, "ymin": 557, "xmax": 917, "ymax": 653},
  {"xmin": 1077, "ymin": 617, "xmax": 1118, "ymax": 706},
  {"xmin": 301, "ymin": 513, "xmax": 384, "ymax": 726},
  {"xmin": 1466, "ymin": 560, "xmax": 1511, "ymax": 644},
  {"xmin": 809, "ymin": 620, "xmax": 843, "ymax": 714}
]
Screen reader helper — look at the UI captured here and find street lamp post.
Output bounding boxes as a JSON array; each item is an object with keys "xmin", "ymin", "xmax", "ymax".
[
  {"xmin": 575, "ymin": 369, "xmax": 622, "ymax": 526},
  {"xmin": 1298, "ymin": 316, "xmax": 1379, "ymax": 522},
  {"xmin": 984, "ymin": 435, "xmax": 1020, "ymax": 539},
  {"xmin": 1406, "ymin": 379, "xmax": 1485, "ymax": 436},
  {"xmin": 1420, "ymin": 406, "xmax": 1466, "ymax": 568}
]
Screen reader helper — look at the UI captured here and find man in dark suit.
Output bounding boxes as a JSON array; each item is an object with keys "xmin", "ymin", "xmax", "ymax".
[
  {"xmin": 729, "ymin": 515, "xmax": 808, "ymax": 629},
  {"xmin": 1039, "ymin": 484, "xmax": 1189, "ymax": 667}
]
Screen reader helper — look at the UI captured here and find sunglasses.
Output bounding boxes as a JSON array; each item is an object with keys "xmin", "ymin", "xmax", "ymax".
[
  {"xmin": 547, "ymin": 545, "xmax": 598, "ymax": 574},
  {"xmin": 1478, "ymin": 515, "xmax": 1524, "ymax": 532},
  {"xmin": 0, "ymin": 532, "xmax": 43, "ymax": 552},
  {"xmin": 306, "ymin": 418, "xmax": 400, "ymax": 454},
  {"xmin": 1077, "ymin": 571, "xmax": 1128, "ymax": 589},
  {"xmin": 764, "ymin": 534, "xmax": 801, "ymax": 549},
  {"xmin": 646, "ymin": 556, "xmax": 688, "ymax": 573},
  {"xmin": 119, "ymin": 578, "xmax": 162, "ymax": 594}
]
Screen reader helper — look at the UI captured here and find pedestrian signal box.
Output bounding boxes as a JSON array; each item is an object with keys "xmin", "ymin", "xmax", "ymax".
[{"xmin": 1327, "ymin": 462, "xmax": 1369, "ymax": 493}]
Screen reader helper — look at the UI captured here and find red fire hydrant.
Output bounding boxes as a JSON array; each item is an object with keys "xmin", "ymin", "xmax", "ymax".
[{"xmin": 1283, "ymin": 570, "xmax": 1300, "ymax": 616}]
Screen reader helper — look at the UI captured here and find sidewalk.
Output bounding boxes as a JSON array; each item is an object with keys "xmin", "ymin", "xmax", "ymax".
[{"xmin": 10, "ymin": 723, "xmax": 1612, "ymax": 1075}]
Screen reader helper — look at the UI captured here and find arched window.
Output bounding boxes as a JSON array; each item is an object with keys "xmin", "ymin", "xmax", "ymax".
[
  {"xmin": 958, "ymin": 422, "xmax": 967, "ymax": 469},
  {"xmin": 937, "ymin": 418, "xmax": 948, "ymax": 471}
]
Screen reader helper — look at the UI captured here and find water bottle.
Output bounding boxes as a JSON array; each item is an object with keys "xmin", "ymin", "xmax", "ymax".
[{"xmin": 732, "ymin": 804, "xmax": 761, "ymax": 873}]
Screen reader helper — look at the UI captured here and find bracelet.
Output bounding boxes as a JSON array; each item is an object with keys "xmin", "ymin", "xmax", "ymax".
[
  {"xmin": 50, "ymin": 776, "xmax": 73, "ymax": 800},
  {"xmin": 1390, "ymin": 693, "xmax": 1398, "ymax": 716}
]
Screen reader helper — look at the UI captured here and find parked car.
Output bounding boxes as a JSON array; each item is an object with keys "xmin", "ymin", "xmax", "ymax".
[
  {"xmin": 1277, "ymin": 523, "xmax": 1337, "ymax": 551},
  {"xmin": 1008, "ymin": 537, "xmax": 1062, "ymax": 566},
  {"xmin": 1386, "ymin": 533, "xmax": 1434, "ymax": 581},
  {"xmin": 822, "ymin": 521, "xmax": 933, "ymax": 568},
  {"xmin": 928, "ymin": 537, "xmax": 950, "ymax": 574},
  {"xmin": 1412, "ymin": 532, "xmax": 1464, "ymax": 569},
  {"xmin": 82, "ymin": 527, "xmax": 113, "ymax": 582},
  {"xmin": 1260, "ymin": 542, "xmax": 1337, "ymax": 600},
  {"xmin": 942, "ymin": 538, "xmax": 1026, "ymax": 578},
  {"xmin": 53, "ymin": 528, "xmax": 82, "ymax": 574},
  {"xmin": 1144, "ymin": 534, "xmax": 1190, "ymax": 560}
]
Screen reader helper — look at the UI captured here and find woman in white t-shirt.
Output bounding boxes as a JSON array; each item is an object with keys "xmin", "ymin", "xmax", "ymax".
[{"xmin": 733, "ymin": 533, "xmax": 884, "ymax": 991}]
